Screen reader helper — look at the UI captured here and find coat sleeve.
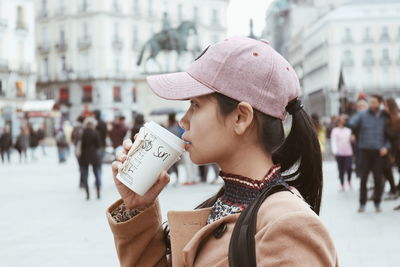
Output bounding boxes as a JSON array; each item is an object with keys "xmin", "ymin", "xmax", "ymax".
[
  {"xmin": 256, "ymin": 211, "xmax": 339, "ymax": 267},
  {"xmin": 106, "ymin": 199, "xmax": 169, "ymax": 267}
]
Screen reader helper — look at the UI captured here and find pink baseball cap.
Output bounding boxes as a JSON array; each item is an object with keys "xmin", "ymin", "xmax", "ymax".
[{"xmin": 146, "ymin": 36, "xmax": 301, "ymax": 120}]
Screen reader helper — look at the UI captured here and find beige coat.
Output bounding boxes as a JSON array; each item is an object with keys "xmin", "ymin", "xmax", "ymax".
[{"xmin": 107, "ymin": 190, "xmax": 338, "ymax": 267}]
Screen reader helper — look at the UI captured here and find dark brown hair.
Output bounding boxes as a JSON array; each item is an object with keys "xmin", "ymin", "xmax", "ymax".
[
  {"xmin": 196, "ymin": 93, "xmax": 323, "ymax": 215},
  {"xmin": 385, "ymin": 98, "xmax": 400, "ymax": 131}
]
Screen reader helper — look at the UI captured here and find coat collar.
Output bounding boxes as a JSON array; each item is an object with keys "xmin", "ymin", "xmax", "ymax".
[{"xmin": 168, "ymin": 208, "xmax": 240, "ymax": 267}]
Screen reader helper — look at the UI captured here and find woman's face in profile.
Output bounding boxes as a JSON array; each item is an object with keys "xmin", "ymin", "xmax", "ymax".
[{"xmin": 179, "ymin": 95, "xmax": 236, "ymax": 165}]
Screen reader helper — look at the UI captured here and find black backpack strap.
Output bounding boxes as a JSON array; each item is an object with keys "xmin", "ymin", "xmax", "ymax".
[{"xmin": 228, "ymin": 182, "xmax": 291, "ymax": 267}]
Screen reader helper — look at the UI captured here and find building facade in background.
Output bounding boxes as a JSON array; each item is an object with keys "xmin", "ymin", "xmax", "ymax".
[
  {"xmin": 35, "ymin": 0, "xmax": 229, "ymax": 124},
  {"xmin": 0, "ymin": 0, "xmax": 36, "ymax": 135},
  {"xmin": 264, "ymin": 0, "xmax": 400, "ymax": 118}
]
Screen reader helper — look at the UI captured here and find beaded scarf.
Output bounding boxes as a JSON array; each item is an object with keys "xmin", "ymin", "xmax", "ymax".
[{"xmin": 207, "ymin": 165, "xmax": 283, "ymax": 224}]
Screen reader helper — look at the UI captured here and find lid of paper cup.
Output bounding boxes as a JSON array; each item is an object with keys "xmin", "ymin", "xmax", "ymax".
[{"xmin": 144, "ymin": 121, "xmax": 185, "ymax": 153}]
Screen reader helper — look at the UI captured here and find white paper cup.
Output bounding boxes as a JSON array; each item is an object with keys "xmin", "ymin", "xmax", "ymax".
[{"xmin": 116, "ymin": 121, "xmax": 185, "ymax": 195}]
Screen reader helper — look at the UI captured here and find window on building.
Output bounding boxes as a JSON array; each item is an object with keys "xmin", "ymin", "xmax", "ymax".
[
  {"xmin": 113, "ymin": 86, "xmax": 121, "ymax": 102},
  {"xmin": 211, "ymin": 9, "xmax": 219, "ymax": 26},
  {"xmin": 41, "ymin": 0, "xmax": 47, "ymax": 14},
  {"xmin": 363, "ymin": 49, "xmax": 374, "ymax": 66},
  {"xmin": 61, "ymin": 55, "xmax": 67, "ymax": 72},
  {"xmin": 133, "ymin": 0, "xmax": 140, "ymax": 15},
  {"xmin": 60, "ymin": 25, "xmax": 65, "ymax": 43},
  {"xmin": 81, "ymin": 0, "xmax": 88, "ymax": 12},
  {"xmin": 43, "ymin": 57, "xmax": 49, "ymax": 76},
  {"xmin": 178, "ymin": 4, "xmax": 183, "ymax": 22},
  {"xmin": 193, "ymin": 6, "xmax": 199, "ymax": 23},
  {"xmin": 148, "ymin": 0, "xmax": 153, "ymax": 16},
  {"xmin": 113, "ymin": 0, "xmax": 119, "ymax": 12},
  {"xmin": 83, "ymin": 22, "xmax": 88, "ymax": 38},
  {"xmin": 132, "ymin": 87, "xmax": 137, "ymax": 103},
  {"xmin": 381, "ymin": 48, "xmax": 391, "ymax": 65},
  {"xmin": 59, "ymin": 87, "xmax": 69, "ymax": 104},
  {"xmin": 16, "ymin": 6, "xmax": 26, "ymax": 29},
  {"xmin": 82, "ymin": 85, "xmax": 92, "ymax": 102},
  {"xmin": 16, "ymin": 81, "xmax": 25, "ymax": 97},
  {"xmin": 342, "ymin": 50, "xmax": 354, "ymax": 66},
  {"xmin": 380, "ymin": 26, "xmax": 390, "ymax": 41},
  {"xmin": 115, "ymin": 57, "xmax": 120, "ymax": 73},
  {"xmin": 132, "ymin": 26, "xmax": 138, "ymax": 48},
  {"xmin": 59, "ymin": 0, "xmax": 65, "ymax": 13},
  {"xmin": 363, "ymin": 27, "xmax": 373, "ymax": 42},
  {"xmin": 0, "ymin": 80, "xmax": 4, "ymax": 96},
  {"xmin": 42, "ymin": 26, "xmax": 48, "ymax": 43},
  {"xmin": 343, "ymin": 28, "xmax": 352, "ymax": 42},
  {"xmin": 114, "ymin": 22, "xmax": 119, "ymax": 39}
]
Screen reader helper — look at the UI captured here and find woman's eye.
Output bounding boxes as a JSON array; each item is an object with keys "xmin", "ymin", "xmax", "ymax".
[{"xmin": 190, "ymin": 101, "xmax": 198, "ymax": 109}]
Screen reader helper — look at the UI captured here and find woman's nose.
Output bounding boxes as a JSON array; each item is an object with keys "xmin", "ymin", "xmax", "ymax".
[{"xmin": 179, "ymin": 113, "xmax": 189, "ymax": 131}]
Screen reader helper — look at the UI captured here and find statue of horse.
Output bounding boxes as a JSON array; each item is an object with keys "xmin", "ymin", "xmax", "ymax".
[{"xmin": 136, "ymin": 21, "xmax": 198, "ymax": 72}]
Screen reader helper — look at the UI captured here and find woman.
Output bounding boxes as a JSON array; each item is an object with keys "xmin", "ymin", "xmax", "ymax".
[
  {"xmin": 0, "ymin": 125, "xmax": 12, "ymax": 163},
  {"xmin": 330, "ymin": 114, "xmax": 353, "ymax": 190},
  {"xmin": 383, "ymin": 98, "xmax": 400, "ymax": 201},
  {"xmin": 107, "ymin": 37, "xmax": 338, "ymax": 266},
  {"xmin": 15, "ymin": 126, "xmax": 29, "ymax": 163},
  {"xmin": 80, "ymin": 117, "xmax": 102, "ymax": 200}
]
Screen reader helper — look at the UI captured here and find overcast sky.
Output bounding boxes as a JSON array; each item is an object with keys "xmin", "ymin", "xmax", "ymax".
[{"xmin": 227, "ymin": 0, "xmax": 274, "ymax": 37}]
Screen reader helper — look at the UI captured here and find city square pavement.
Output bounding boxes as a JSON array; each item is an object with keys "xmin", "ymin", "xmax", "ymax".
[{"xmin": 1, "ymin": 147, "xmax": 400, "ymax": 267}]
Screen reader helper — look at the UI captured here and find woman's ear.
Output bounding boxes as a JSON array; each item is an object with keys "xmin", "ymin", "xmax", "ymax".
[{"xmin": 233, "ymin": 102, "xmax": 254, "ymax": 135}]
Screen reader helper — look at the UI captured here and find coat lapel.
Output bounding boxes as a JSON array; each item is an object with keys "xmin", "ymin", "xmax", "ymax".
[
  {"xmin": 167, "ymin": 208, "xmax": 211, "ymax": 267},
  {"xmin": 182, "ymin": 213, "xmax": 240, "ymax": 267}
]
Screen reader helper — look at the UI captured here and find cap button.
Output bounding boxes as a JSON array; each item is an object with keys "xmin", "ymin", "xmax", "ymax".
[{"xmin": 260, "ymin": 39, "xmax": 270, "ymax": 45}]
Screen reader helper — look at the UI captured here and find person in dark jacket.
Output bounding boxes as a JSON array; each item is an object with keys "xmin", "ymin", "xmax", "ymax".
[
  {"xmin": 130, "ymin": 113, "xmax": 145, "ymax": 142},
  {"xmin": 109, "ymin": 116, "xmax": 128, "ymax": 150},
  {"xmin": 15, "ymin": 126, "xmax": 29, "ymax": 163},
  {"xmin": 28, "ymin": 124, "xmax": 39, "ymax": 161},
  {"xmin": 0, "ymin": 125, "xmax": 12, "ymax": 163},
  {"xmin": 93, "ymin": 110, "xmax": 108, "ymax": 162},
  {"xmin": 80, "ymin": 117, "xmax": 102, "ymax": 200},
  {"xmin": 349, "ymin": 95, "xmax": 390, "ymax": 213}
]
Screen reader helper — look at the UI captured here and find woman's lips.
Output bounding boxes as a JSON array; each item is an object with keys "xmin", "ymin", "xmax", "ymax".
[{"xmin": 185, "ymin": 143, "xmax": 191, "ymax": 151}]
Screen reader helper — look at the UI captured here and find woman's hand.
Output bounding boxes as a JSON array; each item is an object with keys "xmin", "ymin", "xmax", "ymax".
[{"xmin": 112, "ymin": 138, "xmax": 170, "ymax": 210}]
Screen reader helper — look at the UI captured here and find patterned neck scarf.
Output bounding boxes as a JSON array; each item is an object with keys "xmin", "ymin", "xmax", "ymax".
[{"xmin": 207, "ymin": 165, "xmax": 282, "ymax": 224}]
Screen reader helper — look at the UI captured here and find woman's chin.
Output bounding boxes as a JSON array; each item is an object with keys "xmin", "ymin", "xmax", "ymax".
[{"xmin": 189, "ymin": 154, "xmax": 210, "ymax": 166}]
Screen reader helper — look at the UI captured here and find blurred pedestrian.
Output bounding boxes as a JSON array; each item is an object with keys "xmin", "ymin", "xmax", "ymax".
[
  {"xmin": 311, "ymin": 114, "xmax": 326, "ymax": 155},
  {"xmin": 80, "ymin": 117, "xmax": 102, "ymax": 200},
  {"xmin": 349, "ymin": 95, "xmax": 389, "ymax": 213},
  {"xmin": 166, "ymin": 113, "xmax": 182, "ymax": 184},
  {"xmin": 28, "ymin": 124, "xmax": 39, "ymax": 161},
  {"xmin": 55, "ymin": 128, "xmax": 68, "ymax": 163},
  {"xmin": 109, "ymin": 116, "xmax": 128, "ymax": 151},
  {"xmin": 383, "ymin": 98, "xmax": 400, "ymax": 199},
  {"xmin": 130, "ymin": 114, "xmax": 145, "ymax": 142},
  {"xmin": 37, "ymin": 123, "xmax": 46, "ymax": 156},
  {"xmin": 15, "ymin": 127, "xmax": 29, "ymax": 163},
  {"xmin": 94, "ymin": 110, "xmax": 108, "ymax": 163},
  {"xmin": 330, "ymin": 114, "xmax": 353, "ymax": 190},
  {"xmin": 349, "ymin": 99, "xmax": 369, "ymax": 178},
  {"xmin": 71, "ymin": 116, "xmax": 85, "ymax": 188},
  {"xmin": 63, "ymin": 120, "xmax": 73, "ymax": 156},
  {"xmin": 0, "ymin": 125, "xmax": 12, "ymax": 163}
]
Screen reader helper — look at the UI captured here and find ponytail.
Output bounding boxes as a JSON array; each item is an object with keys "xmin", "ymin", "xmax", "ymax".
[{"xmin": 272, "ymin": 104, "xmax": 323, "ymax": 214}]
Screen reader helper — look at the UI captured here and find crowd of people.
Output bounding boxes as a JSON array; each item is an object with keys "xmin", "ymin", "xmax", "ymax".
[
  {"xmin": 319, "ymin": 95, "xmax": 400, "ymax": 211},
  {"xmin": 0, "ymin": 123, "xmax": 46, "ymax": 163}
]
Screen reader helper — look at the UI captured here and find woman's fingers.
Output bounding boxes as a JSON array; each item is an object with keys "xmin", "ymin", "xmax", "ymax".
[
  {"xmin": 123, "ymin": 139, "xmax": 132, "ymax": 154},
  {"xmin": 148, "ymin": 171, "xmax": 170, "ymax": 198},
  {"xmin": 112, "ymin": 161, "xmax": 123, "ymax": 176}
]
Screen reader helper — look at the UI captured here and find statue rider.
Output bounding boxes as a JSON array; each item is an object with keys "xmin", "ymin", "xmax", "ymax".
[{"xmin": 161, "ymin": 12, "xmax": 178, "ymax": 51}]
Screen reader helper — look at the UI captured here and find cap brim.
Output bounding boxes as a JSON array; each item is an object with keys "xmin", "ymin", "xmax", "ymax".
[{"xmin": 146, "ymin": 72, "xmax": 215, "ymax": 100}]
